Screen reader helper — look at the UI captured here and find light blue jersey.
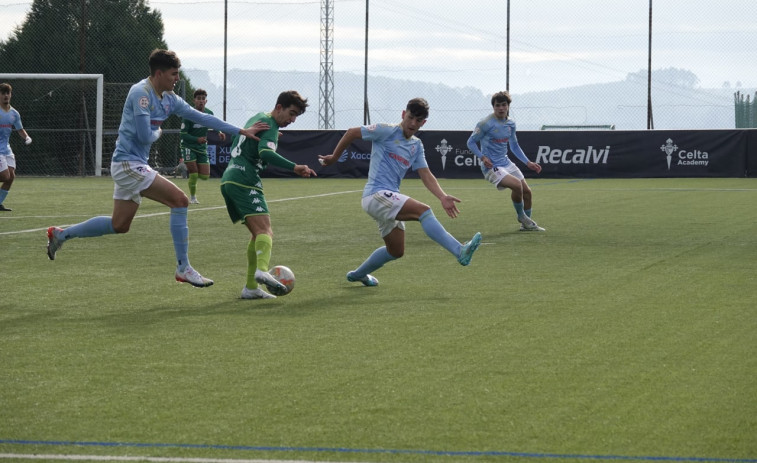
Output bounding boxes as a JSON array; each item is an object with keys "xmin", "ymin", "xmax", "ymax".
[
  {"xmin": 0, "ymin": 106, "xmax": 23, "ymax": 156},
  {"xmin": 466, "ymin": 114, "xmax": 530, "ymax": 173},
  {"xmin": 113, "ymin": 78, "xmax": 239, "ymax": 163},
  {"xmin": 362, "ymin": 123, "xmax": 428, "ymax": 197}
]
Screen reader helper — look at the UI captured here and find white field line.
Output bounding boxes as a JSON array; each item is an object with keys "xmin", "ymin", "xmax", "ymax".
[
  {"xmin": 0, "ymin": 454, "xmax": 367, "ymax": 463},
  {"xmin": 0, "ymin": 190, "xmax": 362, "ymax": 236}
]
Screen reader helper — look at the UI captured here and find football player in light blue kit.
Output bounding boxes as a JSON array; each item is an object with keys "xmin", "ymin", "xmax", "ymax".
[
  {"xmin": 319, "ymin": 98, "xmax": 482, "ymax": 286},
  {"xmin": 467, "ymin": 90, "xmax": 545, "ymax": 231},
  {"xmin": 0, "ymin": 83, "xmax": 33, "ymax": 212},
  {"xmin": 46, "ymin": 49, "xmax": 269, "ymax": 288}
]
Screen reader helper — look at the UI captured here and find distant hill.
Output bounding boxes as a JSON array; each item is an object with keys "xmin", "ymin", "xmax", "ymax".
[{"xmin": 184, "ymin": 68, "xmax": 750, "ymax": 131}]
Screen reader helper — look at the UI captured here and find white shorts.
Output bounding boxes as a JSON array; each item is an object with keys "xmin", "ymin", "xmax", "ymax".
[
  {"xmin": 484, "ymin": 163, "xmax": 525, "ymax": 190},
  {"xmin": 361, "ymin": 190, "xmax": 409, "ymax": 237},
  {"xmin": 0, "ymin": 153, "xmax": 16, "ymax": 172},
  {"xmin": 110, "ymin": 160, "xmax": 158, "ymax": 204}
]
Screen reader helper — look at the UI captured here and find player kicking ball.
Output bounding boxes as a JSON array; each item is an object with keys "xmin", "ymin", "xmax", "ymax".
[
  {"xmin": 220, "ymin": 90, "xmax": 316, "ymax": 299},
  {"xmin": 319, "ymin": 97, "xmax": 482, "ymax": 287}
]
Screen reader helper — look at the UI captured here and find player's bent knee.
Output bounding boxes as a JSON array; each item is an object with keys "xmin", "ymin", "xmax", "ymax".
[
  {"xmin": 173, "ymin": 195, "xmax": 189, "ymax": 208},
  {"xmin": 113, "ymin": 223, "xmax": 131, "ymax": 234},
  {"xmin": 388, "ymin": 248, "xmax": 404, "ymax": 259}
]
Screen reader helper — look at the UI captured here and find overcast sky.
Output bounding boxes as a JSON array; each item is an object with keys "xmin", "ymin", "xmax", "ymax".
[{"xmin": 2, "ymin": 0, "xmax": 756, "ymax": 93}]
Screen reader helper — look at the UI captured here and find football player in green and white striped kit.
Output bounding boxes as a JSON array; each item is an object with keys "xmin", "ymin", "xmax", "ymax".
[{"xmin": 180, "ymin": 88, "xmax": 226, "ymax": 204}]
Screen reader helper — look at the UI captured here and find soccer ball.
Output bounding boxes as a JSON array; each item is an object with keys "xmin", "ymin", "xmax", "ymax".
[{"xmin": 266, "ymin": 265, "xmax": 295, "ymax": 296}]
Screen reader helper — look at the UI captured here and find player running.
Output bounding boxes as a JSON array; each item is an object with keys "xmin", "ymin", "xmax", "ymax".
[
  {"xmin": 180, "ymin": 88, "xmax": 225, "ymax": 204},
  {"xmin": 319, "ymin": 97, "xmax": 482, "ymax": 287},
  {"xmin": 467, "ymin": 91, "xmax": 545, "ymax": 231},
  {"xmin": 46, "ymin": 49, "xmax": 269, "ymax": 288},
  {"xmin": 0, "ymin": 82, "xmax": 32, "ymax": 212}
]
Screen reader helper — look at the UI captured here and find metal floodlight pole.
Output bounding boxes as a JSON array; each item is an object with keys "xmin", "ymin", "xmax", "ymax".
[
  {"xmin": 506, "ymin": 0, "xmax": 510, "ymax": 91},
  {"xmin": 363, "ymin": 0, "xmax": 370, "ymax": 124},
  {"xmin": 319, "ymin": 0, "xmax": 335, "ymax": 129},
  {"xmin": 223, "ymin": 0, "xmax": 228, "ymax": 120},
  {"xmin": 647, "ymin": 0, "xmax": 654, "ymax": 129}
]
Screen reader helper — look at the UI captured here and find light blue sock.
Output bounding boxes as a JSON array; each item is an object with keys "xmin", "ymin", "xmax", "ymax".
[
  {"xmin": 61, "ymin": 216, "xmax": 115, "ymax": 240},
  {"xmin": 525, "ymin": 208, "xmax": 532, "ymax": 218},
  {"xmin": 513, "ymin": 201, "xmax": 525, "ymax": 218},
  {"xmin": 170, "ymin": 207, "xmax": 190, "ymax": 271},
  {"xmin": 419, "ymin": 209, "xmax": 461, "ymax": 257},
  {"xmin": 352, "ymin": 246, "xmax": 396, "ymax": 278},
  {"xmin": 0, "ymin": 189, "xmax": 8, "ymax": 204}
]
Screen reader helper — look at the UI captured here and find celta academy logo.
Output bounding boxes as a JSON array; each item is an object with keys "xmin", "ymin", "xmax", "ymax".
[
  {"xmin": 435, "ymin": 139, "xmax": 453, "ymax": 170},
  {"xmin": 660, "ymin": 138, "xmax": 709, "ymax": 170},
  {"xmin": 660, "ymin": 138, "xmax": 677, "ymax": 169}
]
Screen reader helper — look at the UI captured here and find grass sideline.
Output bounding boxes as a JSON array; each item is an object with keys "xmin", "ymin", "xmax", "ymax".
[{"xmin": 1, "ymin": 176, "xmax": 756, "ymax": 463}]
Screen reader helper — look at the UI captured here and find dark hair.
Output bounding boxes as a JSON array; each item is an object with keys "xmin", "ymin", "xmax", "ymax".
[
  {"xmin": 148, "ymin": 49, "xmax": 181, "ymax": 75},
  {"xmin": 491, "ymin": 91, "xmax": 512, "ymax": 106},
  {"xmin": 0, "ymin": 83, "xmax": 11, "ymax": 94},
  {"xmin": 194, "ymin": 88, "xmax": 208, "ymax": 98},
  {"xmin": 406, "ymin": 97, "xmax": 429, "ymax": 119},
  {"xmin": 276, "ymin": 90, "xmax": 309, "ymax": 114}
]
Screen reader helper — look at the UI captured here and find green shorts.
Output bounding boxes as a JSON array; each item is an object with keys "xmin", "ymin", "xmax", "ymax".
[
  {"xmin": 221, "ymin": 182, "xmax": 269, "ymax": 223},
  {"xmin": 181, "ymin": 147, "xmax": 209, "ymax": 164}
]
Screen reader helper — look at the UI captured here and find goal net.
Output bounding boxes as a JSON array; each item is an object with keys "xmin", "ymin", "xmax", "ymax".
[{"xmin": 0, "ymin": 73, "xmax": 104, "ymax": 176}]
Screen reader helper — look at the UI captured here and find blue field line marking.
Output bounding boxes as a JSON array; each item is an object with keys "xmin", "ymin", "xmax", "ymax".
[{"xmin": 1, "ymin": 439, "xmax": 754, "ymax": 463}]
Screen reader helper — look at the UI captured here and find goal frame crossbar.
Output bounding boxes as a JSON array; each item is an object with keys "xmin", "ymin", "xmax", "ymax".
[{"xmin": 0, "ymin": 73, "xmax": 104, "ymax": 176}]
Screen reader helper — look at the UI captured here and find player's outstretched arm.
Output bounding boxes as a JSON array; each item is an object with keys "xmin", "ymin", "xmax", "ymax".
[
  {"xmin": 18, "ymin": 129, "xmax": 31, "ymax": 145},
  {"xmin": 319, "ymin": 126, "xmax": 362, "ymax": 166},
  {"xmin": 418, "ymin": 168, "xmax": 461, "ymax": 218},
  {"xmin": 239, "ymin": 121, "xmax": 270, "ymax": 141},
  {"xmin": 526, "ymin": 161, "xmax": 542, "ymax": 174},
  {"xmin": 294, "ymin": 164, "xmax": 317, "ymax": 178}
]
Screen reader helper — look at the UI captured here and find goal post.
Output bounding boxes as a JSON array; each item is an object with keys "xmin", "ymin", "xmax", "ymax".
[{"xmin": 0, "ymin": 73, "xmax": 104, "ymax": 176}]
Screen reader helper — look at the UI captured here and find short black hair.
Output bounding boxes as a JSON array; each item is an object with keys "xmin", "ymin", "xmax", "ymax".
[
  {"xmin": 0, "ymin": 83, "xmax": 11, "ymax": 94},
  {"xmin": 276, "ymin": 90, "xmax": 309, "ymax": 114},
  {"xmin": 149, "ymin": 49, "xmax": 181, "ymax": 75},
  {"xmin": 194, "ymin": 88, "xmax": 207, "ymax": 98},
  {"xmin": 491, "ymin": 91, "xmax": 512, "ymax": 106},
  {"xmin": 406, "ymin": 97, "xmax": 429, "ymax": 119}
]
